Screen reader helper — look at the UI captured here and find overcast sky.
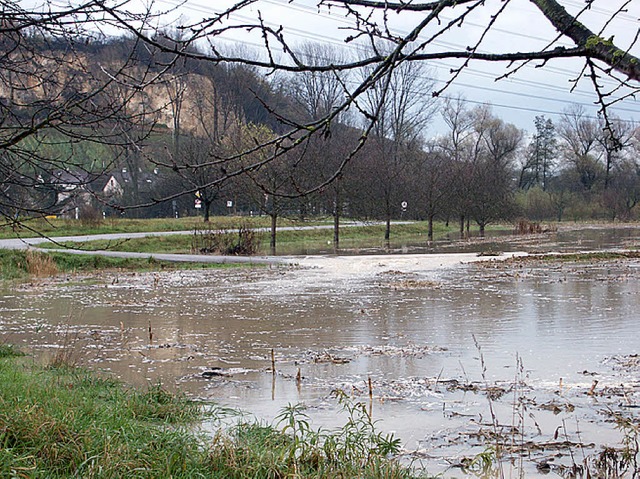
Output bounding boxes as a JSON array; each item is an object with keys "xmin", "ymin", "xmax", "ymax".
[
  {"xmin": 30, "ymin": 0, "xmax": 632, "ymax": 135},
  {"xmin": 143, "ymin": 0, "xmax": 639, "ymax": 135}
]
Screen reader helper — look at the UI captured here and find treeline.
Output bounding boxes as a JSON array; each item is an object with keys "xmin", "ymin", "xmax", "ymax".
[
  {"xmin": 120, "ymin": 38, "xmax": 639, "ymax": 244},
  {"xmin": 3, "ymin": 33, "xmax": 639, "ymax": 243}
]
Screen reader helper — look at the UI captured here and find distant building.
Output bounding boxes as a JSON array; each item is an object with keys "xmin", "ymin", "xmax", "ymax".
[{"xmin": 49, "ymin": 170, "xmax": 93, "ymax": 218}]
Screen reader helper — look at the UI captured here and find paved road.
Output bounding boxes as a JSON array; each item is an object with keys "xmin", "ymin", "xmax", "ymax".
[
  {"xmin": 0, "ymin": 223, "xmax": 403, "ymax": 265},
  {"xmin": 0, "ymin": 229, "xmax": 296, "ymax": 265}
]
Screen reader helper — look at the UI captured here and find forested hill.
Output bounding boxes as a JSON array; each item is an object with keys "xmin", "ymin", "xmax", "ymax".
[
  {"xmin": 1, "ymin": 30, "xmax": 312, "ymax": 220},
  {"xmin": 1, "ymin": 32, "xmax": 301, "ymax": 137}
]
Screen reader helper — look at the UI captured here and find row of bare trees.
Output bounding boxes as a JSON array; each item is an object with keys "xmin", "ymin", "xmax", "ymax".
[{"xmin": 1, "ymin": 1, "xmax": 639, "ymax": 242}]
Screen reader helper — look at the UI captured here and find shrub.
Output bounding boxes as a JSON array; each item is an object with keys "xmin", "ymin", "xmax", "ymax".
[
  {"xmin": 192, "ymin": 221, "xmax": 262, "ymax": 256},
  {"xmin": 25, "ymin": 250, "xmax": 59, "ymax": 277}
]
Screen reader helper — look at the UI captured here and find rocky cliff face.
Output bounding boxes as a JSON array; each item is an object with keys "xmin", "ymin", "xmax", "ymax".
[{"xmin": 0, "ymin": 45, "xmax": 244, "ymax": 139}]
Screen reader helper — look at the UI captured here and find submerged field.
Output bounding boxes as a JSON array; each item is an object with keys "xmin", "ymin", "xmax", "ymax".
[{"xmin": 1, "ymin": 223, "xmax": 639, "ymax": 477}]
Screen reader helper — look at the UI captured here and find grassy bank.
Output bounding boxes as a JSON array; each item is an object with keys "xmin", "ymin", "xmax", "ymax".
[
  {"xmin": 0, "ymin": 216, "xmax": 329, "ymax": 240},
  {"xmin": 0, "ymin": 348, "xmax": 418, "ymax": 478},
  {"xmin": 0, "ymin": 249, "xmax": 240, "ymax": 281},
  {"xmin": 42, "ymin": 221, "xmax": 472, "ymax": 255}
]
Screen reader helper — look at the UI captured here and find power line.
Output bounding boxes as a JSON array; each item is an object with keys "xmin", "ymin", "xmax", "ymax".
[
  {"xmin": 135, "ymin": 0, "xmax": 639, "ymax": 121},
  {"xmin": 258, "ymin": 1, "xmax": 629, "ymax": 89},
  {"xmin": 159, "ymin": 0, "xmax": 629, "ymax": 96},
  {"xmin": 563, "ymin": 0, "xmax": 639, "ymax": 23},
  {"xmin": 157, "ymin": 0, "xmax": 638, "ymax": 117}
]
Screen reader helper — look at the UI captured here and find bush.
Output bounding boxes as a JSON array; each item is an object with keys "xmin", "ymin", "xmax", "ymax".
[
  {"xmin": 78, "ymin": 205, "xmax": 103, "ymax": 228},
  {"xmin": 25, "ymin": 250, "xmax": 59, "ymax": 277},
  {"xmin": 192, "ymin": 221, "xmax": 262, "ymax": 256}
]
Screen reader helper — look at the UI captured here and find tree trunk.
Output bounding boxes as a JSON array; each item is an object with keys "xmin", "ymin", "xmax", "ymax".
[
  {"xmin": 203, "ymin": 200, "xmax": 212, "ymax": 222},
  {"xmin": 479, "ymin": 222, "xmax": 485, "ymax": 237},
  {"xmin": 333, "ymin": 186, "xmax": 341, "ymax": 247},
  {"xmin": 270, "ymin": 213, "xmax": 277, "ymax": 255},
  {"xmin": 428, "ymin": 215, "xmax": 434, "ymax": 241},
  {"xmin": 459, "ymin": 215, "xmax": 465, "ymax": 239},
  {"xmin": 385, "ymin": 216, "xmax": 391, "ymax": 241},
  {"xmin": 604, "ymin": 152, "xmax": 612, "ymax": 190}
]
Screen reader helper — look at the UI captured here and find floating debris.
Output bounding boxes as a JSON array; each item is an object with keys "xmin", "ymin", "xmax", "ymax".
[
  {"xmin": 604, "ymin": 354, "xmax": 640, "ymax": 372},
  {"xmin": 201, "ymin": 367, "xmax": 255, "ymax": 378},
  {"xmin": 538, "ymin": 400, "xmax": 576, "ymax": 414},
  {"xmin": 313, "ymin": 352, "xmax": 351, "ymax": 364},
  {"xmin": 202, "ymin": 367, "xmax": 231, "ymax": 378},
  {"xmin": 476, "ymin": 251, "xmax": 502, "ymax": 257},
  {"xmin": 375, "ymin": 270, "xmax": 441, "ymax": 290},
  {"xmin": 357, "ymin": 344, "xmax": 447, "ymax": 357}
]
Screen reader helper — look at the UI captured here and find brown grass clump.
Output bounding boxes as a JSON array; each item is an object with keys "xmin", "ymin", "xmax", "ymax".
[
  {"xmin": 514, "ymin": 220, "xmax": 543, "ymax": 235},
  {"xmin": 25, "ymin": 250, "xmax": 59, "ymax": 277},
  {"xmin": 192, "ymin": 222, "xmax": 262, "ymax": 255}
]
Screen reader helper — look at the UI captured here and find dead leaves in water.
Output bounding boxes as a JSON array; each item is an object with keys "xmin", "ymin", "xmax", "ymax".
[
  {"xmin": 301, "ymin": 344, "xmax": 446, "ymax": 366},
  {"xmin": 312, "ymin": 352, "xmax": 352, "ymax": 364},
  {"xmin": 376, "ymin": 270, "xmax": 440, "ymax": 290},
  {"xmin": 605, "ymin": 353, "xmax": 640, "ymax": 371}
]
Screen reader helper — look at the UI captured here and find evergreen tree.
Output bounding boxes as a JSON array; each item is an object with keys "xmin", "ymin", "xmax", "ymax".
[{"xmin": 521, "ymin": 116, "xmax": 557, "ymax": 191}]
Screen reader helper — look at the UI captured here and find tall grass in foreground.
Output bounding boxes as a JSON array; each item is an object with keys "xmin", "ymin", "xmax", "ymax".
[
  {"xmin": 210, "ymin": 397, "xmax": 411, "ymax": 479},
  {"xmin": 0, "ymin": 353, "xmax": 419, "ymax": 478}
]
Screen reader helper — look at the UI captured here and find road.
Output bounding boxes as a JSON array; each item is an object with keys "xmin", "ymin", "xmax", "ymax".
[
  {"xmin": 0, "ymin": 229, "xmax": 295, "ymax": 265},
  {"xmin": 0, "ymin": 223, "xmax": 406, "ymax": 265}
]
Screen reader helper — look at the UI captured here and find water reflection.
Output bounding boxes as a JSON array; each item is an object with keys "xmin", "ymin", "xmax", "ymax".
[
  {"xmin": 279, "ymin": 223, "xmax": 640, "ymax": 256},
  {"xmin": 1, "ymin": 226, "xmax": 640, "ymax": 476}
]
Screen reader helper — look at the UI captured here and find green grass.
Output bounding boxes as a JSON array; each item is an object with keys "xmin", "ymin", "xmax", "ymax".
[
  {"xmin": 209, "ymin": 399, "xmax": 415, "ymax": 479},
  {"xmin": 0, "ymin": 344, "xmax": 24, "ymax": 359},
  {"xmin": 42, "ymin": 221, "xmax": 471, "ymax": 255},
  {"xmin": 0, "ymin": 216, "xmax": 222, "ymax": 239},
  {"xmin": 0, "ymin": 353, "xmax": 420, "ymax": 478},
  {"xmin": 0, "ymin": 355, "xmax": 207, "ymax": 478},
  {"xmin": 0, "ymin": 249, "xmax": 241, "ymax": 281},
  {"xmin": 0, "ymin": 216, "xmax": 330, "ymax": 240},
  {"xmin": 45, "ymin": 235, "xmax": 196, "ymax": 254}
]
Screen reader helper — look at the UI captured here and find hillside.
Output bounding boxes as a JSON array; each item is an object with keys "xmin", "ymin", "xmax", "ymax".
[{"xmin": 0, "ymin": 34, "xmax": 298, "ymax": 137}]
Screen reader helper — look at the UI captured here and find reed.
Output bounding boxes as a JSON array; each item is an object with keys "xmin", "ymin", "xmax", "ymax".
[{"xmin": 25, "ymin": 250, "xmax": 59, "ymax": 277}]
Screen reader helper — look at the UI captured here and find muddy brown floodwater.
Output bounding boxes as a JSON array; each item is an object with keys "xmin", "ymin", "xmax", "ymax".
[{"xmin": 1, "ymin": 225, "xmax": 640, "ymax": 478}]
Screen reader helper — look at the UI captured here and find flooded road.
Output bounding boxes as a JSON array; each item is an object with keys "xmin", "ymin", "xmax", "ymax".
[{"xmin": 1, "ymin": 225, "xmax": 640, "ymax": 477}]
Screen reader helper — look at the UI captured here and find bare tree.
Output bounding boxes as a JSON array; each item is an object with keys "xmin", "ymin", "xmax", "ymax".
[
  {"xmin": 408, "ymin": 142, "xmax": 450, "ymax": 240},
  {"xmin": 107, "ymin": 0, "xmax": 639, "ymax": 190},
  {"xmin": 558, "ymin": 105, "xmax": 602, "ymax": 191},
  {"xmin": 285, "ymin": 43, "xmax": 353, "ymax": 246},
  {"xmin": 595, "ymin": 116, "xmax": 636, "ymax": 190},
  {"xmin": 358, "ymin": 43, "xmax": 436, "ymax": 241},
  {"xmin": 231, "ymin": 123, "xmax": 291, "ymax": 253},
  {"xmin": 166, "ymin": 68, "xmax": 248, "ymax": 222},
  {"xmin": 469, "ymin": 110, "xmax": 522, "ymax": 235},
  {"xmin": 0, "ymin": 2, "xmax": 173, "ymax": 229},
  {"xmin": 437, "ymin": 96, "xmax": 478, "ymax": 237},
  {"xmin": 4, "ymin": 1, "xmax": 639, "ymax": 230},
  {"xmin": 600, "ymin": 158, "xmax": 640, "ymax": 221},
  {"xmin": 438, "ymin": 100, "xmax": 520, "ymax": 235}
]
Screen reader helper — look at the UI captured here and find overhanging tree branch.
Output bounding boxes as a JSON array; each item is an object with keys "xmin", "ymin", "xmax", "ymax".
[{"xmin": 529, "ymin": 0, "xmax": 640, "ymax": 81}]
